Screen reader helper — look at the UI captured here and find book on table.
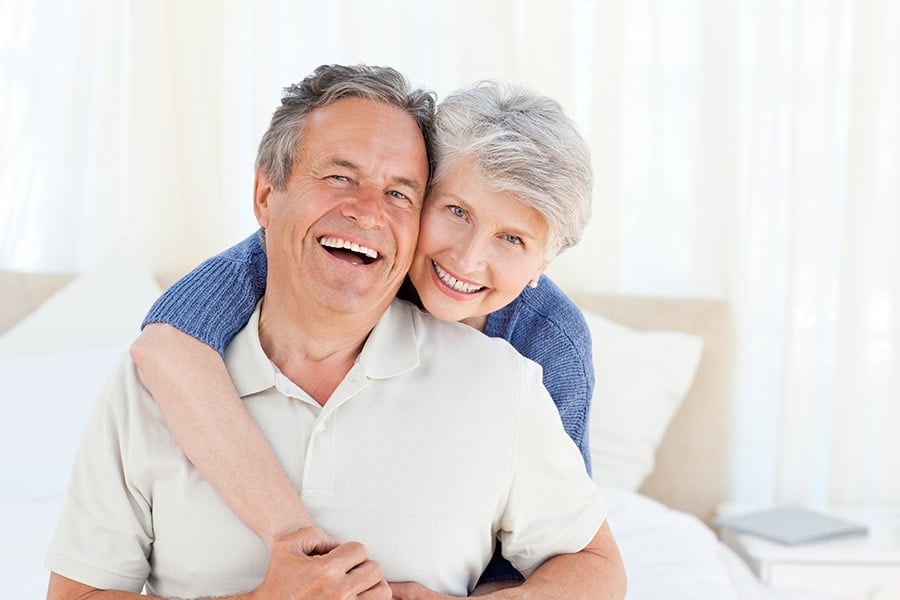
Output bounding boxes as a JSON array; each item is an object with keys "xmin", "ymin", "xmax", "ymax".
[{"xmin": 714, "ymin": 505, "xmax": 868, "ymax": 545}]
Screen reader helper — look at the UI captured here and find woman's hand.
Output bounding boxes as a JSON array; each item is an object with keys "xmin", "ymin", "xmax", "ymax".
[{"xmin": 389, "ymin": 581, "xmax": 458, "ymax": 600}]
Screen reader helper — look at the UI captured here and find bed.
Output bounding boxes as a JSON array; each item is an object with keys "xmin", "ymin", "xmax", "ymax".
[{"xmin": 0, "ymin": 249, "xmax": 776, "ymax": 599}]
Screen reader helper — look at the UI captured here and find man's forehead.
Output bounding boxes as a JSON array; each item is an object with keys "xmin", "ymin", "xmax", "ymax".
[
  {"xmin": 300, "ymin": 99, "xmax": 428, "ymax": 185},
  {"xmin": 306, "ymin": 97, "xmax": 421, "ymax": 136}
]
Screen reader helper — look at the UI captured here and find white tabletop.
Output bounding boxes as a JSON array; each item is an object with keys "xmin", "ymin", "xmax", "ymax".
[{"xmin": 722, "ymin": 506, "xmax": 900, "ymax": 564}]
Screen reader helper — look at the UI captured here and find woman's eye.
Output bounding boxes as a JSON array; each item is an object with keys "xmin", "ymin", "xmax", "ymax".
[
  {"xmin": 503, "ymin": 234, "xmax": 523, "ymax": 245},
  {"xmin": 449, "ymin": 205, "xmax": 466, "ymax": 218},
  {"xmin": 329, "ymin": 175, "xmax": 349, "ymax": 182}
]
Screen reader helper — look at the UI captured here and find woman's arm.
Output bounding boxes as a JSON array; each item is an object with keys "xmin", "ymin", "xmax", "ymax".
[
  {"xmin": 132, "ymin": 231, "xmax": 318, "ymax": 545},
  {"xmin": 391, "ymin": 522, "xmax": 626, "ymax": 600},
  {"xmin": 507, "ymin": 522, "xmax": 625, "ymax": 600},
  {"xmin": 131, "ymin": 324, "xmax": 314, "ymax": 543}
]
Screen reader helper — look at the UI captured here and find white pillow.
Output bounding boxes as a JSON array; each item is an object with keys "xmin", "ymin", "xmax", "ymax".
[
  {"xmin": 585, "ymin": 311, "xmax": 704, "ymax": 491},
  {"xmin": 0, "ymin": 246, "xmax": 161, "ymax": 501},
  {"xmin": 0, "ymin": 244, "xmax": 161, "ymax": 358}
]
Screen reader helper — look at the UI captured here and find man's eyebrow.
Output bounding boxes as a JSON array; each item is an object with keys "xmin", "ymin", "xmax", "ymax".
[
  {"xmin": 324, "ymin": 158, "xmax": 360, "ymax": 172},
  {"xmin": 393, "ymin": 175, "xmax": 425, "ymax": 195},
  {"xmin": 324, "ymin": 158, "xmax": 425, "ymax": 195}
]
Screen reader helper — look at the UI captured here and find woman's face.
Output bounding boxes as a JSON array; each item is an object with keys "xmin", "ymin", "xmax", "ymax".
[{"xmin": 408, "ymin": 158, "xmax": 550, "ymax": 330}]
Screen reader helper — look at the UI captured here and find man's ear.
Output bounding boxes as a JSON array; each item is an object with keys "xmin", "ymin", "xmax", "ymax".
[{"xmin": 253, "ymin": 171, "xmax": 273, "ymax": 228}]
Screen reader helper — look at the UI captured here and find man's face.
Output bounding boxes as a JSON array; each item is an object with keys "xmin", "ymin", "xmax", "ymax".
[{"xmin": 255, "ymin": 96, "xmax": 429, "ymax": 320}]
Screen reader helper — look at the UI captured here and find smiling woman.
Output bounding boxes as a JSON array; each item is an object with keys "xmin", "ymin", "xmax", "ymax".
[
  {"xmin": 402, "ymin": 82, "xmax": 591, "ymax": 334},
  {"xmin": 408, "ymin": 157, "xmax": 552, "ymax": 330}
]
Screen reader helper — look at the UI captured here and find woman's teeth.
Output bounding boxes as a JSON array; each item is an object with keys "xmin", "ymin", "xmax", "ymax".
[{"xmin": 432, "ymin": 261, "xmax": 484, "ymax": 294}]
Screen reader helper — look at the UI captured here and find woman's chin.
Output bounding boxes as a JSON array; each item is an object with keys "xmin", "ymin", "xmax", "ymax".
[{"xmin": 422, "ymin": 304, "xmax": 464, "ymax": 323}]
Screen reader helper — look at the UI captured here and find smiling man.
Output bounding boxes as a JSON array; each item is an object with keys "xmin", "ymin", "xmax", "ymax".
[
  {"xmin": 251, "ymin": 93, "xmax": 428, "ymax": 405},
  {"xmin": 45, "ymin": 64, "xmax": 624, "ymax": 600}
]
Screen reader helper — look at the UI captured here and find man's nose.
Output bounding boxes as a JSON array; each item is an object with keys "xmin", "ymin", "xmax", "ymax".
[{"xmin": 342, "ymin": 185, "xmax": 386, "ymax": 229}]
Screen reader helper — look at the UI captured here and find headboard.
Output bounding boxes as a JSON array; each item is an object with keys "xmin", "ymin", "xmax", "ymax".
[
  {"xmin": 1, "ymin": 272, "xmax": 734, "ymax": 525},
  {"xmin": 570, "ymin": 293, "xmax": 735, "ymax": 524}
]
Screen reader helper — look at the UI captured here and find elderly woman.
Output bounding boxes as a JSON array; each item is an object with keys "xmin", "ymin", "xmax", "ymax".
[{"xmin": 133, "ymin": 80, "xmax": 597, "ymax": 591}]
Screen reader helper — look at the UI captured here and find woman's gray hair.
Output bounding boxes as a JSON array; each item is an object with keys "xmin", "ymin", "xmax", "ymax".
[
  {"xmin": 256, "ymin": 64, "xmax": 436, "ymax": 190},
  {"xmin": 431, "ymin": 81, "xmax": 592, "ymax": 256}
]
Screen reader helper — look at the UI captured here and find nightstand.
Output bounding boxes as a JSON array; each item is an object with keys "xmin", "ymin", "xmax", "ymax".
[{"xmin": 719, "ymin": 508, "xmax": 900, "ymax": 599}]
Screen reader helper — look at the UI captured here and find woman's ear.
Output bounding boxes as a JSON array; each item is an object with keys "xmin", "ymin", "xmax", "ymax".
[
  {"xmin": 253, "ymin": 171, "xmax": 273, "ymax": 228},
  {"xmin": 530, "ymin": 262, "xmax": 548, "ymax": 287}
]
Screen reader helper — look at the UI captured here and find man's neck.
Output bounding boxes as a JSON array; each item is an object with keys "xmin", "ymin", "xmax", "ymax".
[{"xmin": 257, "ymin": 292, "xmax": 383, "ymax": 406}]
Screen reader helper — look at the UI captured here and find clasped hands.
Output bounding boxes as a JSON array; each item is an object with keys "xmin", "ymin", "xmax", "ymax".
[{"xmin": 247, "ymin": 526, "xmax": 457, "ymax": 600}]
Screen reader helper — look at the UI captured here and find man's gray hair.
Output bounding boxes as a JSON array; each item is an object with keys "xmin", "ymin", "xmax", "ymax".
[
  {"xmin": 256, "ymin": 64, "xmax": 436, "ymax": 190},
  {"xmin": 430, "ymin": 81, "xmax": 592, "ymax": 256}
]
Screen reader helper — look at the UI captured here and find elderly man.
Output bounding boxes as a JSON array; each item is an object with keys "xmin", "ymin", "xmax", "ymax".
[{"xmin": 45, "ymin": 64, "xmax": 625, "ymax": 600}]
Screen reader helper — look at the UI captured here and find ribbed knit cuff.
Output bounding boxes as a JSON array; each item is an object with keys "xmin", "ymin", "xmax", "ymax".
[{"xmin": 142, "ymin": 257, "xmax": 260, "ymax": 356}]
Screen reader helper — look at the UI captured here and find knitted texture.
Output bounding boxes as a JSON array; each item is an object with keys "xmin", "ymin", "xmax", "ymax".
[
  {"xmin": 483, "ymin": 275, "xmax": 594, "ymax": 474},
  {"xmin": 142, "ymin": 231, "xmax": 268, "ymax": 355}
]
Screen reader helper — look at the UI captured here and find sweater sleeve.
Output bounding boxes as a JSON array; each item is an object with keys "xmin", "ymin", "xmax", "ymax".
[
  {"xmin": 141, "ymin": 231, "xmax": 268, "ymax": 356},
  {"xmin": 538, "ymin": 318, "xmax": 594, "ymax": 476},
  {"xmin": 484, "ymin": 278, "xmax": 595, "ymax": 476}
]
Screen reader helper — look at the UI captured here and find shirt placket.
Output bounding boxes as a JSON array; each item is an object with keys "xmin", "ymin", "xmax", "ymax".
[{"xmin": 301, "ymin": 365, "xmax": 370, "ymax": 501}]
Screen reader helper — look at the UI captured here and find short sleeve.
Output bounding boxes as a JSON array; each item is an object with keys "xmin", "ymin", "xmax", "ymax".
[
  {"xmin": 44, "ymin": 357, "xmax": 154, "ymax": 591},
  {"xmin": 142, "ymin": 231, "xmax": 268, "ymax": 355},
  {"xmin": 497, "ymin": 359, "xmax": 606, "ymax": 577}
]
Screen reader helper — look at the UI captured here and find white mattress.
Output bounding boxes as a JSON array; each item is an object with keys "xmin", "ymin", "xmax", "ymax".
[{"xmin": 3, "ymin": 487, "xmax": 776, "ymax": 599}]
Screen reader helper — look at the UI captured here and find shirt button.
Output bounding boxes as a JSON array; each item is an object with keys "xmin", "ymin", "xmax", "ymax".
[{"xmin": 316, "ymin": 422, "xmax": 326, "ymax": 433}]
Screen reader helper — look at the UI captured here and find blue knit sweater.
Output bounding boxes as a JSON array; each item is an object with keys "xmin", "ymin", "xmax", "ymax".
[{"xmin": 142, "ymin": 230, "xmax": 596, "ymax": 583}]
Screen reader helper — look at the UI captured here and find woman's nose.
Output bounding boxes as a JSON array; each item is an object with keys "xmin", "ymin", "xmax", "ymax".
[{"xmin": 451, "ymin": 232, "xmax": 489, "ymax": 272}]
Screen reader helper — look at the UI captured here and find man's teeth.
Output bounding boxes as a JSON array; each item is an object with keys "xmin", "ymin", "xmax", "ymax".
[
  {"xmin": 433, "ymin": 261, "xmax": 484, "ymax": 294},
  {"xmin": 319, "ymin": 236, "xmax": 378, "ymax": 259}
]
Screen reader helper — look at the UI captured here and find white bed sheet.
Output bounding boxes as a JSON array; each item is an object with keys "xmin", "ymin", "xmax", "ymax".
[
  {"xmin": 4, "ymin": 488, "xmax": 777, "ymax": 600},
  {"xmin": 601, "ymin": 486, "xmax": 777, "ymax": 600}
]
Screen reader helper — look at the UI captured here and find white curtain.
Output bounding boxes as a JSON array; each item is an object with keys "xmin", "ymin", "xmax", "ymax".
[
  {"xmin": 1, "ymin": 0, "xmax": 897, "ymax": 509},
  {"xmin": 730, "ymin": 0, "xmax": 900, "ymax": 510}
]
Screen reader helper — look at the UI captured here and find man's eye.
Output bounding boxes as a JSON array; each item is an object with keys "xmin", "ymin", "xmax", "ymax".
[
  {"xmin": 329, "ymin": 175, "xmax": 349, "ymax": 182},
  {"xmin": 388, "ymin": 191, "xmax": 408, "ymax": 200},
  {"xmin": 449, "ymin": 206, "xmax": 466, "ymax": 218}
]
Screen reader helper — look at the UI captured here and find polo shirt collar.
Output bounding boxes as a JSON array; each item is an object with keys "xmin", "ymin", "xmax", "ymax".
[
  {"xmin": 357, "ymin": 299, "xmax": 419, "ymax": 379},
  {"xmin": 225, "ymin": 298, "xmax": 420, "ymax": 397},
  {"xmin": 225, "ymin": 302, "xmax": 276, "ymax": 397}
]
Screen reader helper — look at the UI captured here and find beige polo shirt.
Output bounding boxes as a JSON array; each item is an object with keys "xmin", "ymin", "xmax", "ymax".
[{"xmin": 46, "ymin": 299, "xmax": 606, "ymax": 598}]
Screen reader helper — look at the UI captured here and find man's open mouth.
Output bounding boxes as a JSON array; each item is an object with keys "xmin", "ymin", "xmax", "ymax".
[{"xmin": 319, "ymin": 236, "xmax": 379, "ymax": 265}]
